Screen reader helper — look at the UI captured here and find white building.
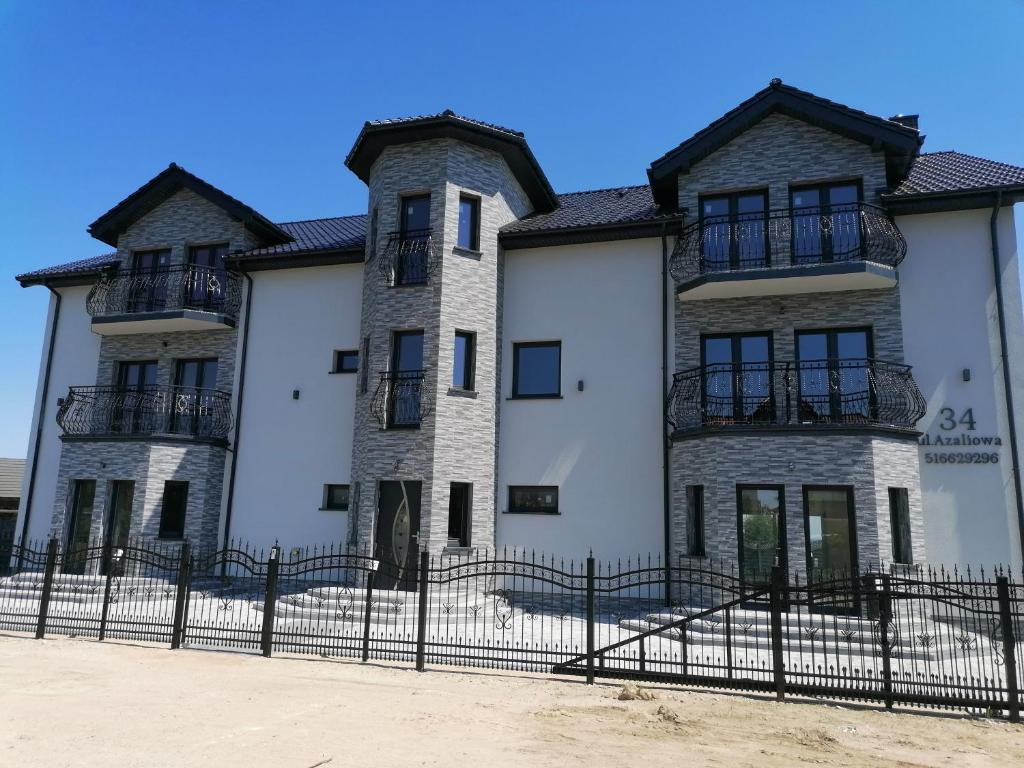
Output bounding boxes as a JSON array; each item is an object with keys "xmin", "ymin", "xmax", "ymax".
[{"xmin": 13, "ymin": 80, "xmax": 1024, "ymax": 584}]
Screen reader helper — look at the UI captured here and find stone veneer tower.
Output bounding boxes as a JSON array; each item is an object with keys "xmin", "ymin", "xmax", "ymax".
[{"xmin": 344, "ymin": 113, "xmax": 555, "ymax": 554}]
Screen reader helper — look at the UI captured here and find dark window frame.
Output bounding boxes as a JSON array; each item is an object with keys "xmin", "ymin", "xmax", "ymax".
[
  {"xmin": 795, "ymin": 326, "xmax": 875, "ymax": 423},
  {"xmin": 802, "ymin": 484, "xmax": 858, "ymax": 577},
  {"xmin": 698, "ymin": 188, "xmax": 770, "ymax": 269},
  {"xmin": 735, "ymin": 483, "xmax": 787, "ymax": 582},
  {"xmin": 789, "ymin": 179, "xmax": 865, "ymax": 263},
  {"xmin": 889, "ymin": 487, "xmax": 913, "ymax": 565},
  {"xmin": 511, "ymin": 341, "xmax": 562, "ymax": 399},
  {"xmin": 447, "ymin": 482, "xmax": 472, "ymax": 546},
  {"xmin": 700, "ymin": 331, "xmax": 774, "ymax": 423},
  {"xmin": 686, "ymin": 485, "xmax": 706, "ymax": 557},
  {"xmin": 456, "ymin": 194, "xmax": 481, "ymax": 251},
  {"xmin": 453, "ymin": 331, "xmax": 476, "ymax": 391},
  {"xmin": 359, "ymin": 337, "xmax": 370, "ymax": 394},
  {"xmin": 507, "ymin": 485, "xmax": 560, "ymax": 515},
  {"xmin": 322, "ymin": 484, "xmax": 351, "ymax": 511},
  {"xmin": 332, "ymin": 350, "xmax": 360, "ymax": 374},
  {"xmin": 158, "ymin": 480, "xmax": 189, "ymax": 540}
]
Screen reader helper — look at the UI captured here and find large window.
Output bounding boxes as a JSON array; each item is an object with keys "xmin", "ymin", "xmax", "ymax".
[
  {"xmin": 173, "ymin": 358, "xmax": 219, "ymax": 435},
  {"xmin": 512, "ymin": 341, "xmax": 561, "ymax": 398},
  {"xmin": 397, "ymin": 194, "xmax": 431, "ymax": 285},
  {"xmin": 448, "ymin": 482, "xmax": 471, "ymax": 546},
  {"xmin": 737, "ymin": 485, "xmax": 785, "ymax": 585},
  {"xmin": 790, "ymin": 182, "xmax": 861, "ymax": 263},
  {"xmin": 795, "ymin": 328, "xmax": 872, "ymax": 423},
  {"xmin": 158, "ymin": 481, "xmax": 188, "ymax": 540},
  {"xmin": 803, "ymin": 486, "xmax": 856, "ymax": 579},
  {"xmin": 686, "ymin": 485, "xmax": 706, "ymax": 557},
  {"xmin": 889, "ymin": 488, "xmax": 913, "ymax": 564},
  {"xmin": 699, "ymin": 191, "xmax": 768, "ymax": 271},
  {"xmin": 453, "ymin": 332, "xmax": 476, "ymax": 390},
  {"xmin": 507, "ymin": 486, "xmax": 559, "ymax": 515},
  {"xmin": 129, "ymin": 249, "xmax": 171, "ymax": 312},
  {"xmin": 702, "ymin": 333, "xmax": 773, "ymax": 424},
  {"xmin": 457, "ymin": 195, "xmax": 480, "ymax": 251},
  {"xmin": 389, "ymin": 330, "xmax": 425, "ymax": 427},
  {"xmin": 187, "ymin": 243, "xmax": 229, "ymax": 310},
  {"xmin": 64, "ymin": 479, "xmax": 96, "ymax": 575},
  {"xmin": 114, "ymin": 360, "xmax": 158, "ymax": 434}
]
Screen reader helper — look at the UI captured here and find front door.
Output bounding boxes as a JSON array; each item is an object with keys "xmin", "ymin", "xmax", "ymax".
[
  {"xmin": 374, "ymin": 480, "xmax": 421, "ymax": 590},
  {"xmin": 103, "ymin": 481, "xmax": 134, "ymax": 576}
]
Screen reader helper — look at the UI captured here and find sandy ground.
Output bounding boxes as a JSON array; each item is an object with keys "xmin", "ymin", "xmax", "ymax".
[{"xmin": 1, "ymin": 633, "xmax": 1022, "ymax": 768}]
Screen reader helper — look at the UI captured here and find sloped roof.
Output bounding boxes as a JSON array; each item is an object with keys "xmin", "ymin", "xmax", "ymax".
[
  {"xmin": 647, "ymin": 78, "xmax": 923, "ymax": 209},
  {"xmin": 888, "ymin": 151, "xmax": 1024, "ymax": 196},
  {"xmin": 502, "ymin": 185, "xmax": 666, "ymax": 234},
  {"xmin": 0, "ymin": 458, "xmax": 25, "ymax": 499},
  {"xmin": 16, "ymin": 253, "xmax": 118, "ymax": 286},
  {"xmin": 88, "ymin": 163, "xmax": 294, "ymax": 248},
  {"xmin": 232, "ymin": 215, "xmax": 367, "ymax": 258}
]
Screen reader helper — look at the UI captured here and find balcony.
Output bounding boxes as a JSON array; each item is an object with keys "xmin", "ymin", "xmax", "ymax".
[
  {"xmin": 670, "ymin": 203, "xmax": 906, "ymax": 300},
  {"xmin": 56, "ymin": 386, "xmax": 233, "ymax": 443},
  {"xmin": 370, "ymin": 370, "xmax": 433, "ymax": 428},
  {"xmin": 376, "ymin": 229, "xmax": 438, "ymax": 286},
  {"xmin": 86, "ymin": 265, "xmax": 243, "ymax": 334},
  {"xmin": 667, "ymin": 359, "xmax": 926, "ymax": 437}
]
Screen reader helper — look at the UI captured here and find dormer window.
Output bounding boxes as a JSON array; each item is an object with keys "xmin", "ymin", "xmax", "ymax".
[
  {"xmin": 791, "ymin": 182, "xmax": 862, "ymax": 263},
  {"xmin": 699, "ymin": 191, "xmax": 768, "ymax": 271}
]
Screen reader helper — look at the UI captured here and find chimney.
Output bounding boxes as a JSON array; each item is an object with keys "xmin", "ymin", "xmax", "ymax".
[{"xmin": 889, "ymin": 114, "xmax": 919, "ymax": 131}]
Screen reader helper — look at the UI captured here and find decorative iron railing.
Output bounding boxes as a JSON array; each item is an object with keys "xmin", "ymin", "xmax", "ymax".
[
  {"xmin": 86, "ymin": 265, "xmax": 244, "ymax": 321},
  {"xmin": 669, "ymin": 202, "xmax": 906, "ymax": 283},
  {"xmin": 370, "ymin": 370, "xmax": 433, "ymax": 428},
  {"xmin": 376, "ymin": 229, "xmax": 438, "ymax": 286},
  {"xmin": 667, "ymin": 358, "xmax": 926, "ymax": 433},
  {"xmin": 56, "ymin": 385, "xmax": 233, "ymax": 441}
]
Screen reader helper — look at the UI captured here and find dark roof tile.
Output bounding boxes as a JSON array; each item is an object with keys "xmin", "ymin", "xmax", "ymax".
[
  {"xmin": 887, "ymin": 151, "xmax": 1024, "ymax": 197},
  {"xmin": 501, "ymin": 185, "xmax": 665, "ymax": 234},
  {"xmin": 234, "ymin": 214, "xmax": 367, "ymax": 258},
  {"xmin": 16, "ymin": 253, "xmax": 118, "ymax": 285}
]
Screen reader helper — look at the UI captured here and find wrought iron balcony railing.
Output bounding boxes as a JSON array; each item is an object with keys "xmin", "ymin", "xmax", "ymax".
[
  {"xmin": 376, "ymin": 229, "xmax": 438, "ymax": 286},
  {"xmin": 667, "ymin": 358, "xmax": 926, "ymax": 433},
  {"xmin": 56, "ymin": 385, "xmax": 233, "ymax": 441},
  {"xmin": 370, "ymin": 370, "xmax": 433, "ymax": 428},
  {"xmin": 86, "ymin": 265, "xmax": 244, "ymax": 321},
  {"xmin": 669, "ymin": 203, "xmax": 906, "ymax": 283}
]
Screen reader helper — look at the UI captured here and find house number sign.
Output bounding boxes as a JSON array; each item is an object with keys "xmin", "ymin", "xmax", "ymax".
[{"xmin": 919, "ymin": 407, "xmax": 1002, "ymax": 465}]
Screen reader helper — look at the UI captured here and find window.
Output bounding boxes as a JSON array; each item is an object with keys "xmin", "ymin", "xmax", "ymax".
[
  {"xmin": 359, "ymin": 337, "xmax": 370, "ymax": 393},
  {"xmin": 173, "ymin": 358, "xmax": 219, "ymax": 435},
  {"xmin": 699, "ymin": 191, "xmax": 768, "ymax": 270},
  {"xmin": 333, "ymin": 350, "xmax": 359, "ymax": 374},
  {"xmin": 322, "ymin": 484, "xmax": 350, "ymax": 511},
  {"xmin": 701, "ymin": 333, "xmax": 772, "ymax": 423},
  {"xmin": 396, "ymin": 195, "xmax": 431, "ymax": 285},
  {"xmin": 686, "ymin": 486, "xmax": 706, "ymax": 557},
  {"xmin": 448, "ymin": 483, "xmax": 471, "ymax": 546},
  {"xmin": 795, "ymin": 328, "xmax": 872, "ymax": 423},
  {"xmin": 453, "ymin": 332, "xmax": 476, "ymax": 390},
  {"xmin": 457, "ymin": 195, "xmax": 480, "ymax": 251},
  {"xmin": 803, "ymin": 486, "xmax": 856, "ymax": 579},
  {"xmin": 370, "ymin": 207, "xmax": 379, "ymax": 257},
  {"xmin": 791, "ymin": 182, "xmax": 862, "ymax": 263},
  {"xmin": 512, "ymin": 341, "xmax": 561, "ymax": 398},
  {"xmin": 64, "ymin": 480, "xmax": 96, "ymax": 575},
  {"xmin": 737, "ymin": 485, "xmax": 786, "ymax": 585},
  {"xmin": 114, "ymin": 361, "xmax": 158, "ymax": 434},
  {"xmin": 187, "ymin": 244, "xmax": 229, "ymax": 310},
  {"xmin": 389, "ymin": 331, "xmax": 426, "ymax": 427},
  {"xmin": 129, "ymin": 249, "xmax": 171, "ymax": 312},
  {"xmin": 507, "ymin": 486, "xmax": 559, "ymax": 515},
  {"xmin": 158, "ymin": 481, "xmax": 188, "ymax": 540},
  {"xmin": 889, "ymin": 488, "xmax": 913, "ymax": 564}
]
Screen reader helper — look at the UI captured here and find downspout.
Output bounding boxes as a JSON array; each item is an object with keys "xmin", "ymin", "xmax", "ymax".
[
  {"xmin": 19, "ymin": 284, "xmax": 62, "ymax": 546},
  {"xmin": 989, "ymin": 191, "xmax": 1024, "ymax": 564},
  {"xmin": 660, "ymin": 223, "xmax": 672, "ymax": 604},
  {"xmin": 221, "ymin": 270, "xmax": 253, "ymax": 549}
]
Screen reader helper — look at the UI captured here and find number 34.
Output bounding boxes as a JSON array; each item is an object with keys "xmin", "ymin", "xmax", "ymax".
[{"xmin": 939, "ymin": 407, "xmax": 976, "ymax": 431}]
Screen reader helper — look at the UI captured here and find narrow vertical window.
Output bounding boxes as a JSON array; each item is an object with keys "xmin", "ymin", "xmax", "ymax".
[
  {"xmin": 453, "ymin": 331, "xmax": 476, "ymax": 390},
  {"xmin": 448, "ymin": 482, "xmax": 471, "ymax": 547},
  {"xmin": 158, "ymin": 481, "xmax": 189, "ymax": 540},
  {"xmin": 359, "ymin": 337, "xmax": 370, "ymax": 394},
  {"xmin": 370, "ymin": 207, "xmax": 379, "ymax": 257},
  {"xmin": 889, "ymin": 487, "xmax": 913, "ymax": 564},
  {"xmin": 686, "ymin": 485, "xmax": 706, "ymax": 557},
  {"xmin": 457, "ymin": 195, "xmax": 480, "ymax": 251}
]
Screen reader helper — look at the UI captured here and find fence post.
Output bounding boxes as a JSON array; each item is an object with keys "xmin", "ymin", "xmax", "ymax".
[
  {"xmin": 415, "ymin": 550, "xmax": 429, "ymax": 672},
  {"xmin": 586, "ymin": 556, "xmax": 596, "ymax": 685},
  {"xmin": 769, "ymin": 565, "xmax": 785, "ymax": 701},
  {"xmin": 996, "ymin": 576, "xmax": 1020, "ymax": 723},
  {"xmin": 34, "ymin": 538, "xmax": 58, "ymax": 640},
  {"xmin": 361, "ymin": 568, "xmax": 375, "ymax": 662},
  {"xmin": 170, "ymin": 543, "xmax": 191, "ymax": 650},
  {"xmin": 97, "ymin": 536, "xmax": 115, "ymax": 641},
  {"xmin": 877, "ymin": 574, "xmax": 895, "ymax": 710},
  {"xmin": 259, "ymin": 546, "xmax": 280, "ymax": 658}
]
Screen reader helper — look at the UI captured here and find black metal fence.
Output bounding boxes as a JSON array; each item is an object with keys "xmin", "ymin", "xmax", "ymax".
[{"xmin": 1, "ymin": 536, "xmax": 1020, "ymax": 720}]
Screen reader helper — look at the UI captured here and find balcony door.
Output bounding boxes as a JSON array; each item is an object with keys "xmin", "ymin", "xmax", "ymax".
[
  {"xmin": 397, "ymin": 195, "xmax": 431, "ymax": 285},
  {"xmin": 115, "ymin": 360, "xmax": 158, "ymax": 434},
  {"xmin": 699, "ymin": 191, "xmax": 768, "ymax": 272},
  {"xmin": 702, "ymin": 333, "xmax": 773, "ymax": 425},
  {"xmin": 791, "ymin": 183, "xmax": 861, "ymax": 264},
  {"xmin": 129, "ymin": 249, "xmax": 171, "ymax": 312},
  {"xmin": 389, "ymin": 331, "xmax": 424, "ymax": 427},
  {"xmin": 173, "ymin": 358, "xmax": 218, "ymax": 436},
  {"xmin": 796, "ymin": 329, "xmax": 872, "ymax": 424},
  {"xmin": 187, "ymin": 243, "xmax": 229, "ymax": 312}
]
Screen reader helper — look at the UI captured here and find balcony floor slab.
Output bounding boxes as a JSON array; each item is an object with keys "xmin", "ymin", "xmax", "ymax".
[
  {"xmin": 90, "ymin": 309, "xmax": 235, "ymax": 335},
  {"xmin": 677, "ymin": 260, "xmax": 897, "ymax": 301}
]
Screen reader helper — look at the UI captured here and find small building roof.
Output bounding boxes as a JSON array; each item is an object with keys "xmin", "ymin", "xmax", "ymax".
[{"xmin": 0, "ymin": 458, "xmax": 25, "ymax": 499}]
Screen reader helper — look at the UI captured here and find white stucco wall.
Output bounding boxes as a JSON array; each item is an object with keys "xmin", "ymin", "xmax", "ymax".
[
  {"xmin": 497, "ymin": 239, "xmax": 666, "ymax": 560},
  {"xmin": 899, "ymin": 206, "xmax": 1024, "ymax": 570},
  {"xmin": 17, "ymin": 286, "xmax": 102, "ymax": 543},
  {"xmin": 226, "ymin": 263, "xmax": 363, "ymax": 552}
]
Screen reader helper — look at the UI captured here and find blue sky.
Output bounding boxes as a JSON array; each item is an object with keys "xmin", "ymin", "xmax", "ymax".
[{"xmin": 1, "ymin": 1, "xmax": 1022, "ymax": 457}]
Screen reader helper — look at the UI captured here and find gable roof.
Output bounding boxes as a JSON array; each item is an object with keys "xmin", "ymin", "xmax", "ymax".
[
  {"xmin": 0, "ymin": 458, "xmax": 25, "ymax": 499},
  {"xmin": 87, "ymin": 163, "xmax": 294, "ymax": 248},
  {"xmin": 647, "ymin": 79, "xmax": 924, "ymax": 210},
  {"xmin": 346, "ymin": 110, "xmax": 558, "ymax": 213}
]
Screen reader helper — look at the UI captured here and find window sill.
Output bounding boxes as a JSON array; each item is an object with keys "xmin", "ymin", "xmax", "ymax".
[
  {"xmin": 503, "ymin": 510, "xmax": 560, "ymax": 515},
  {"xmin": 328, "ymin": 370, "xmax": 357, "ymax": 375},
  {"xmin": 506, "ymin": 394, "xmax": 563, "ymax": 400},
  {"xmin": 452, "ymin": 246, "xmax": 482, "ymax": 259},
  {"xmin": 388, "ymin": 281, "xmax": 429, "ymax": 289},
  {"xmin": 319, "ymin": 507, "xmax": 350, "ymax": 512},
  {"xmin": 442, "ymin": 546, "xmax": 475, "ymax": 554},
  {"xmin": 448, "ymin": 387, "xmax": 478, "ymax": 399}
]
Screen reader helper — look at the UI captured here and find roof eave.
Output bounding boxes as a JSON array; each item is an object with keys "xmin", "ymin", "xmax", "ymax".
[
  {"xmin": 500, "ymin": 217, "xmax": 683, "ymax": 250},
  {"xmin": 226, "ymin": 247, "xmax": 365, "ymax": 272},
  {"xmin": 883, "ymin": 185, "xmax": 1024, "ymax": 215}
]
